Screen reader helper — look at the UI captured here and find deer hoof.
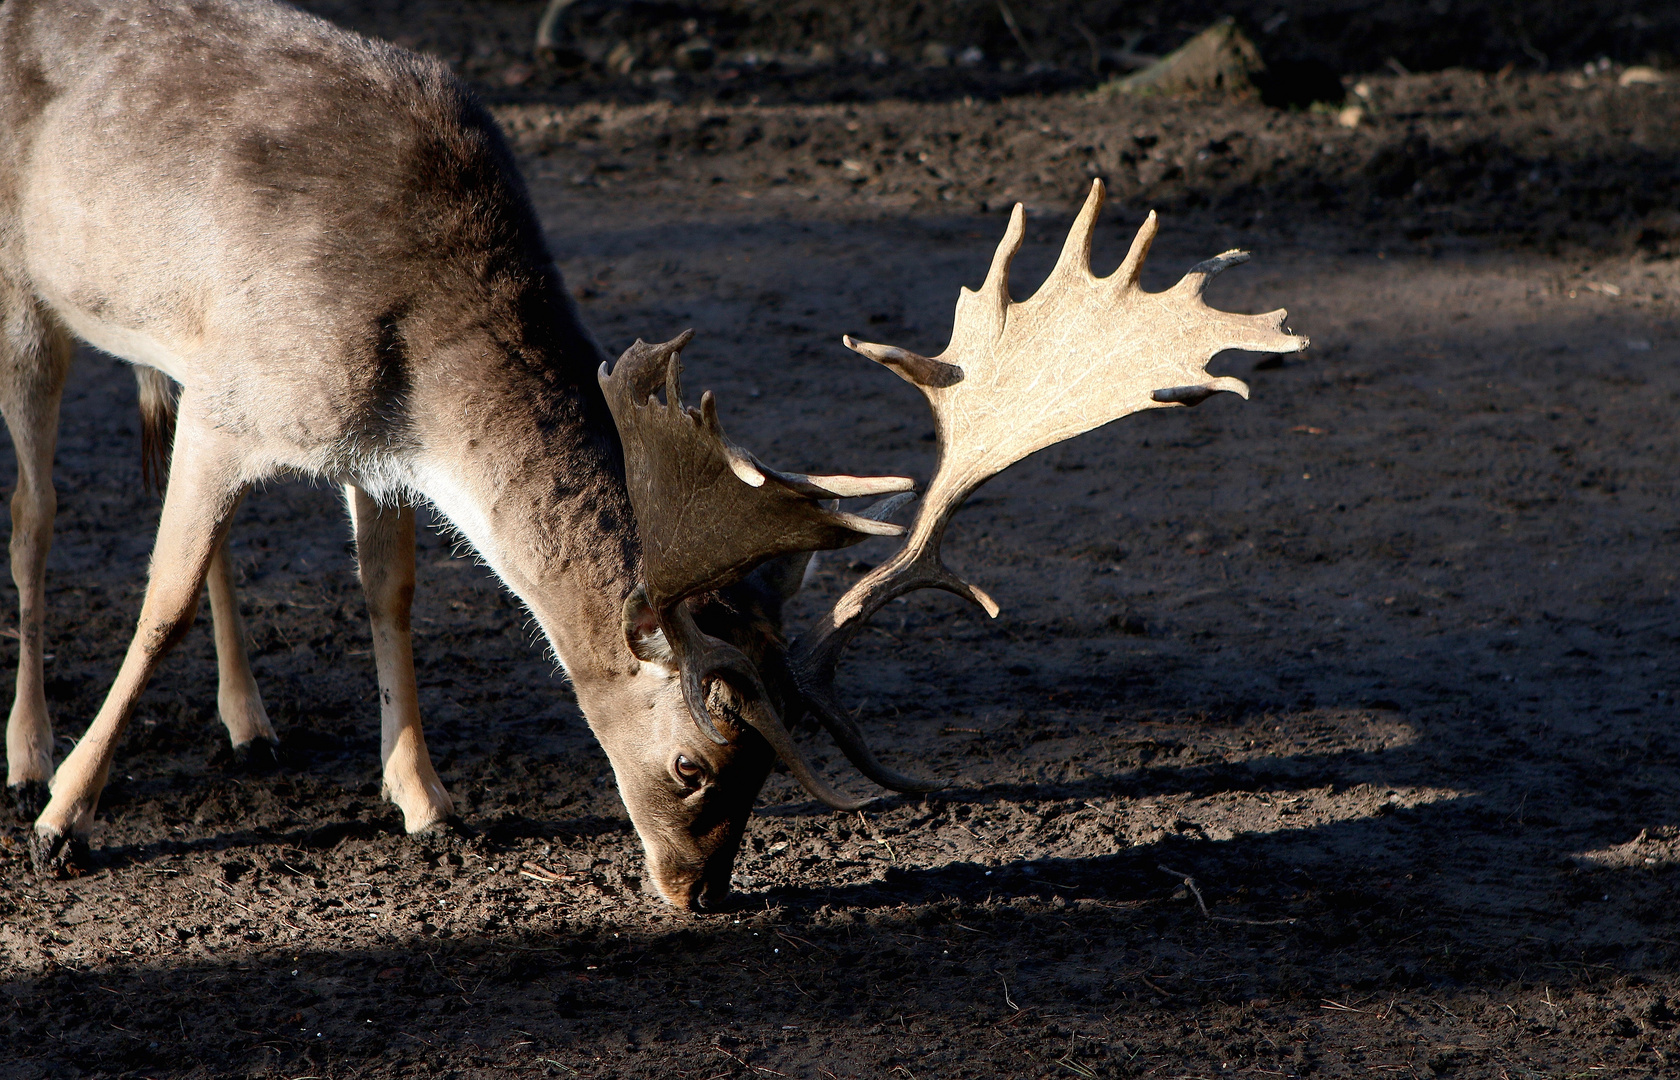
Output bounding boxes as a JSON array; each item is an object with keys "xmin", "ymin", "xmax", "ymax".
[
  {"xmin": 408, "ymin": 815, "xmax": 478, "ymax": 852},
  {"xmin": 420, "ymin": 814, "xmax": 476, "ymax": 838},
  {"xmin": 28, "ymin": 828, "xmax": 93, "ymax": 878},
  {"xmin": 8, "ymin": 780, "xmax": 49, "ymax": 822},
  {"xmin": 228, "ymin": 737, "xmax": 282, "ymax": 773}
]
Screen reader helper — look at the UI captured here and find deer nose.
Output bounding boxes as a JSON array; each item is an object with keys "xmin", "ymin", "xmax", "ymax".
[
  {"xmin": 650, "ymin": 865, "xmax": 727, "ymax": 911},
  {"xmin": 689, "ymin": 873, "xmax": 732, "ymax": 913}
]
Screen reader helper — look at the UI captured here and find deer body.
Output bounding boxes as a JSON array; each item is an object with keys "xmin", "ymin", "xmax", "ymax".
[{"xmin": 1, "ymin": 0, "xmax": 779, "ymax": 906}]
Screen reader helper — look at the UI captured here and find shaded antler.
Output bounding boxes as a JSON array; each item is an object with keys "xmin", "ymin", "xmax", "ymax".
[
  {"xmin": 598, "ymin": 333, "xmax": 912, "ymax": 808},
  {"xmin": 788, "ymin": 179, "xmax": 1308, "ymax": 784}
]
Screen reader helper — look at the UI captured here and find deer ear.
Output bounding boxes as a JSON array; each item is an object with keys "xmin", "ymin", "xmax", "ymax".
[
  {"xmin": 747, "ymin": 551, "xmax": 817, "ymax": 602},
  {"xmin": 621, "ymin": 585, "xmax": 675, "ymax": 669}
]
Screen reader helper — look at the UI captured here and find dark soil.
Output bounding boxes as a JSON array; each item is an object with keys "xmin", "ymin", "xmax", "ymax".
[
  {"xmin": 4, "ymin": 3, "xmax": 1680, "ymax": 1078},
  {"xmin": 297, "ymin": 1, "xmax": 1680, "ymax": 107}
]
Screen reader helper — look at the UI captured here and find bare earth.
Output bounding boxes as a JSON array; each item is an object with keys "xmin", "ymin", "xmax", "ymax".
[{"xmin": 3, "ymin": 11, "xmax": 1680, "ymax": 1079}]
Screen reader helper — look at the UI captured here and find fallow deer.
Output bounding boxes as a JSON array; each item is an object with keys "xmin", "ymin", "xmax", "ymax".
[{"xmin": 0, "ymin": 0, "xmax": 1304, "ymax": 907}]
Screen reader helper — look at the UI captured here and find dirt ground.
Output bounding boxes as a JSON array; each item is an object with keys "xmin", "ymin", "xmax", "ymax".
[{"xmin": 4, "ymin": 3, "xmax": 1680, "ymax": 1078}]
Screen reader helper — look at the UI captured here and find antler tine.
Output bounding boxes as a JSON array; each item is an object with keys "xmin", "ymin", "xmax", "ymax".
[
  {"xmin": 1111, "ymin": 209, "xmax": 1160, "ymax": 291},
  {"xmin": 801, "ymin": 689, "xmax": 946, "ymax": 794},
  {"xmin": 840, "ymin": 337, "xmax": 962, "ymax": 390},
  {"xmin": 658, "ymin": 600, "xmax": 874, "ymax": 806},
  {"xmin": 791, "ymin": 181, "xmax": 1308, "ymax": 789},
  {"xmin": 619, "ymin": 328, "xmax": 693, "ymax": 404},
  {"xmin": 1166, "ymin": 249, "xmax": 1309, "ymax": 359},
  {"xmin": 740, "ymin": 698, "xmax": 875, "ymax": 810},
  {"xmin": 1044, "ymin": 177, "xmax": 1106, "ymax": 287},
  {"xmin": 1174, "ymin": 248, "xmax": 1251, "ymax": 292},
  {"xmin": 969, "ymin": 202, "xmax": 1027, "ymax": 333}
]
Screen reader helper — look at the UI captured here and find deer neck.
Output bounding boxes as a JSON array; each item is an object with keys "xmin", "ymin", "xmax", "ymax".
[{"xmin": 404, "ymin": 342, "xmax": 642, "ymax": 688}]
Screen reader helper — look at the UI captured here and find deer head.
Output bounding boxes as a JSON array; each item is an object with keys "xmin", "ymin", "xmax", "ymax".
[{"xmin": 598, "ymin": 180, "xmax": 1307, "ymax": 908}]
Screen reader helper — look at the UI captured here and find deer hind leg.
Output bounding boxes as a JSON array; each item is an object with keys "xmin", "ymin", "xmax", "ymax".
[
  {"xmin": 31, "ymin": 409, "xmax": 247, "ymax": 868},
  {"xmin": 206, "ymin": 530, "xmax": 278, "ymax": 763},
  {"xmin": 0, "ymin": 295, "xmax": 71, "ymax": 818},
  {"xmin": 347, "ymin": 484, "xmax": 452, "ymax": 833},
  {"xmin": 134, "ymin": 368, "xmax": 278, "ymax": 764}
]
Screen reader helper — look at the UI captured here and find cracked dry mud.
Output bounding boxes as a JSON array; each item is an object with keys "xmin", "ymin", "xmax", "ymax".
[{"xmin": 3, "ymin": 8, "xmax": 1680, "ymax": 1080}]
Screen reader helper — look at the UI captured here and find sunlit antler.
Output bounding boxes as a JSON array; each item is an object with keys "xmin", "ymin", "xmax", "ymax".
[
  {"xmin": 789, "ymin": 179, "xmax": 1308, "ymax": 788},
  {"xmin": 599, "ymin": 333, "xmax": 912, "ymax": 808}
]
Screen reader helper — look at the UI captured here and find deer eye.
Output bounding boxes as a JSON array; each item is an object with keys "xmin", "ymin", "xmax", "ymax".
[{"xmin": 673, "ymin": 754, "xmax": 706, "ymax": 788}]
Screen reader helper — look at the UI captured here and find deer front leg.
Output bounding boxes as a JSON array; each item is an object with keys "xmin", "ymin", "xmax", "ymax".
[
  {"xmin": 0, "ymin": 311, "xmax": 70, "ymax": 819},
  {"xmin": 31, "ymin": 417, "xmax": 246, "ymax": 868},
  {"xmin": 205, "ymin": 532, "xmax": 278, "ymax": 764},
  {"xmin": 347, "ymin": 485, "xmax": 452, "ymax": 833}
]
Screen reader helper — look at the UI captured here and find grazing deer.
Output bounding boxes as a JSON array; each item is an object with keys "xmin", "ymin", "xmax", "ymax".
[{"xmin": 0, "ymin": 0, "xmax": 1304, "ymax": 907}]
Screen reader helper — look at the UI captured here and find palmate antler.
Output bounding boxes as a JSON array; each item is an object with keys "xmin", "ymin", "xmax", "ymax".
[
  {"xmin": 790, "ymin": 179, "xmax": 1308, "ymax": 788},
  {"xmin": 601, "ymin": 179, "xmax": 1307, "ymax": 806}
]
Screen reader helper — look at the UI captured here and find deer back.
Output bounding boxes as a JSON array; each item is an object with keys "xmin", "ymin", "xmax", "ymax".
[{"xmin": 3, "ymin": 1, "xmax": 603, "ymax": 473}]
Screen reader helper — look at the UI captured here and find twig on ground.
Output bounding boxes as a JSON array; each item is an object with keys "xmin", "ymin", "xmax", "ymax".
[
  {"xmin": 1158, "ymin": 864, "xmax": 1210, "ymax": 915},
  {"xmin": 1071, "ymin": 19, "xmax": 1101, "ymax": 79},
  {"xmin": 714, "ymin": 1044, "xmax": 788, "ymax": 1077},
  {"xmin": 856, "ymin": 811, "xmax": 899, "ymax": 862},
  {"xmin": 1056, "ymin": 1052, "xmax": 1099, "ymax": 1079},
  {"xmin": 775, "ymin": 931, "xmax": 828, "ymax": 954},
  {"xmin": 519, "ymin": 861, "xmax": 569, "ymax": 885},
  {"xmin": 1158, "ymin": 865, "xmax": 1300, "ymax": 926},
  {"xmin": 995, "ymin": 969, "xmax": 1019, "ymax": 1011}
]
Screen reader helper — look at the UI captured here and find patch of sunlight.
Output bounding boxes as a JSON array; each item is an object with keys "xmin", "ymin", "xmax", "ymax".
[
  {"xmin": 895, "ymin": 783, "xmax": 1475, "ymax": 869},
  {"xmin": 1575, "ymin": 825, "xmax": 1680, "ymax": 869},
  {"xmin": 1050, "ymin": 783, "xmax": 1472, "ymax": 856}
]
